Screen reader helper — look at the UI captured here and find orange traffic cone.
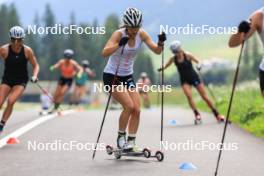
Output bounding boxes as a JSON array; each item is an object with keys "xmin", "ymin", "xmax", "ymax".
[{"xmin": 7, "ymin": 137, "xmax": 20, "ymax": 144}]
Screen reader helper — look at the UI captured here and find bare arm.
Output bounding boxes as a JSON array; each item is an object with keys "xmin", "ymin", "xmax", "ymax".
[
  {"xmin": 161, "ymin": 56, "xmax": 174, "ymax": 71},
  {"xmin": 52, "ymin": 60, "xmax": 63, "ymax": 69},
  {"xmin": 187, "ymin": 53, "xmax": 200, "ymax": 64},
  {"xmin": 229, "ymin": 12, "xmax": 261, "ymax": 47},
  {"xmin": 0, "ymin": 45, "xmax": 8, "ymax": 60},
  {"xmin": 72, "ymin": 60, "xmax": 83, "ymax": 74},
  {"xmin": 141, "ymin": 30, "xmax": 163, "ymax": 54},
  {"xmin": 102, "ymin": 30, "xmax": 122, "ymax": 57},
  {"xmin": 26, "ymin": 47, "xmax": 39, "ymax": 78},
  {"xmin": 85, "ymin": 68, "xmax": 96, "ymax": 77}
]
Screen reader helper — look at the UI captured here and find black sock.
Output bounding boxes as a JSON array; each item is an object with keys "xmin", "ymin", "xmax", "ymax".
[
  {"xmin": 54, "ymin": 103, "xmax": 60, "ymax": 110},
  {"xmin": 0, "ymin": 120, "xmax": 6, "ymax": 125},
  {"xmin": 127, "ymin": 136, "xmax": 136, "ymax": 141},
  {"xmin": 118, "ymin": 131, "xmax": 126, "ymax": 138},
  {"xmin": 212, "ymin": 108, "xmax": 219, "ymax": 117},
  {"xmin": 193, "ymin": 109, "xmax": 200, "ymax": 116}
]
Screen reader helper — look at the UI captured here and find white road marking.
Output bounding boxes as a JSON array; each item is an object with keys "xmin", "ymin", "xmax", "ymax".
[{"xmin": 0, "ymin": 110, "xmax": 75, "ymax": 148}]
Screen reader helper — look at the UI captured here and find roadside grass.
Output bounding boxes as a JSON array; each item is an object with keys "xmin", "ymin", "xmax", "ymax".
[{"xmin": 149, "ymin": 82, "xmax": 264, "ymax": 138}]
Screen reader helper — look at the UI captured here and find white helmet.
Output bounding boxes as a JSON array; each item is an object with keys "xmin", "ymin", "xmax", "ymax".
[
  {"xmin": 170, "ymin": 40, "xmax": 181, "ymax": 53},
  {"xmin": 9, "ymin": 26, "xmax": 25, "ymax": 39},
  {"xmin": 64, "ymin": 49, "xmax": 74, "ymax": 59},
  {"xmin": 141, "ymin": 72, "xmax": 147, "ymax": 78},
  {"xmin": 123, "ymin": 7, "xmax": 143, "ymax": 27},
  {"xmin": 82, "ymin": 60, "xmax": 89, "ymax": 67}
]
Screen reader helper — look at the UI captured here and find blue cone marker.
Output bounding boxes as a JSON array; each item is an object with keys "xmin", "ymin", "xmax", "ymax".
[
  {"xmin": 179, "ymin": 162, "xmax": 197, "ymax": 171},
  {"xmin": 169, "ymin": 119, "xmax": 177, "ymax": 125}
]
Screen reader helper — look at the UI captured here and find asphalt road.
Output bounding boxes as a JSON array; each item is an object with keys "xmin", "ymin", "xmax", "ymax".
[{"xmin": 0, "ymin": 107, "xmax": 263, "ymax": 176}]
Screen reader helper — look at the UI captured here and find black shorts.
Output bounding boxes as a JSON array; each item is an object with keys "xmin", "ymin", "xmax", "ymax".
[
  {"xmin": 180, "ymin": 73, "xmax": 201, "ymax": 87},
  {"xmin": 103, "ymin": 73, "xmax": 136, "ymax": 91},
  {"xmin": 259, "ymin": 69, "xmax": 264, "ymax": 92},
  {"xmin": 1, "ymin": 77, "xmax": 28, "ymax": 88},
  {"xmin": 58, "ymin": 77, "xmax": 73, "ymax": 87}
]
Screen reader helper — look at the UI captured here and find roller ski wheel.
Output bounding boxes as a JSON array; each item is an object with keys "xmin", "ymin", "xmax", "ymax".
[
  {"xmin": 106, "ymin": 145, "xmax": 113, "ymax": 155},
  {"xmin": 155, "ymin": 151, "xmax": 164, "ymax": 162},
  {"xmin": 114, "ymin": 150, "xmax": 122, "ymax": 159},
  {"xmin": 142, "ymin": 148, "xmax": 151, "ymax": 158}
]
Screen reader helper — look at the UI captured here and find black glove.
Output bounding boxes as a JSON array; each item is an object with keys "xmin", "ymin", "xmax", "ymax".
[
  {"xmin": 157, "ymin": 68, "xmax": 163, "ymax": 72},
  {"xmin": 119, "ymin": 36, "xmax": 129, "ymax": 46},
  {"xmin": 158, "ymin": 32, "xmax": 166, "ymax": 46},
  {"xmin": 238, "ymin": 21, "xmax": 251, "ymax": 33},
  {"xmin": 30, "ymin": 76, "xmax": 38, "ymax": 83}
]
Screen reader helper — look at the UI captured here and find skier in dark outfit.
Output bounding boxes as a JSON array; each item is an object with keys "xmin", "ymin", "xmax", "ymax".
[
  {"xmin": 158, "ymin": 40, "xmax": 225, "ymax": 124},
  {"xmin": 0, "ymin": 26, "xmax": 39, "ymax": 134}
]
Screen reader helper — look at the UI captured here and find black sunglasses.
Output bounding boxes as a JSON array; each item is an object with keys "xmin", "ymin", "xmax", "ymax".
[{"xmin": 11, "ymin": 38, "xmax": 23, "ymax": 42}]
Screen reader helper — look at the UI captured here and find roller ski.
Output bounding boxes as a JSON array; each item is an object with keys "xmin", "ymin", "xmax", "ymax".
[
  {"xmin": 48, "ymin": 109, "xmax": 56, "ymax": 115},
  {"xmin": 211, "ymin": 109, "xmax": 229, "ymax": 124},
  {"xmin": 39, "ymin": 110, "xmax": 49, "ymax": 116},
  {"xmin": 47, "ymin": 102, "xmax": 63, "ymax": 116},
  {"xmin": 215, "ymin": 115, "xmax": 232, "ymax": 124},
  {"xmin": 47, "ymin": 108, "xmax": 62, "ymax": 116},
  {"xmin": 106, "ymin": 132, "xmax": 164, "ymax": 161},
  {"xmin": 194, "ymin": 114, "xmax": 202, "ymax": 125},
  {"xmin": 216, "ymin": 115, "xmax": 225, "ymax": 123},
  {"xmin": 105, "ymin": 145, "xmax": 164, "ymax": 162}
]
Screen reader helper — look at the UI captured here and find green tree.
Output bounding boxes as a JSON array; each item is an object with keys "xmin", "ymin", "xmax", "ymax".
[
  {"xmin": 66, "ymin": 12, "xmax": 83, "ymax": 62},
  {"xmin": 25, "ymin": 13, "xmax": 41, "ymax": 56},
  {"xmin": 0, "ymin": 4, "xmax": 9, "ymax": 44},
  {"xmin": 8, "ymin": 3, "xmax": 20, "ymax": 28},
  {"xmin": 41, "ymin": 4, "xmax": 63, "ymax": 80},
  {"xmin": 134, "ymin": 50, "xmax": 156, "ymax": 82},
  {"xmin": 91, "ymin": 13, "xmax": 120, "ymax": 79}
]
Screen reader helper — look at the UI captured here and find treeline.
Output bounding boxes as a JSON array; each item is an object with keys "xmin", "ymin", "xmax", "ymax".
[
  {"xmin": 1, "ymin": 3, "xmax": 262, "ymax": 86},
  {"xmin": 0, "ymin": 3, "xmax": 156, "ymax": 82}
]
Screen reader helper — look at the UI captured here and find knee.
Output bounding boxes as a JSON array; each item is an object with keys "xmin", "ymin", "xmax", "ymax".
[
  {"xmin": 58, "ymin": 91, "xmax": 64, "ymax": 97},
  {"xmin": 7, "ymin": 98, "xmax": 16, "ymax": 106},
  {"xmin": 132, "ymin": 105, "xmax": 141, "ymax": 115},
  {"xmin": 123, "ymin": 102, "xmax": 134, "ymax": 113}
]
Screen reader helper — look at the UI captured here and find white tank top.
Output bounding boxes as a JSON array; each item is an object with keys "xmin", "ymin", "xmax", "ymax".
[
  {"xmin": 103, "ymin": 28, "xmax": 142, "ymax": 76},
  {"xmin": 258, "ymin": 7, "xmax": 264, "ymax": 71}
]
